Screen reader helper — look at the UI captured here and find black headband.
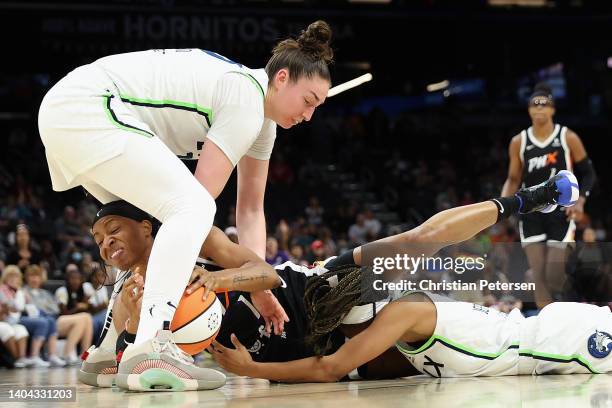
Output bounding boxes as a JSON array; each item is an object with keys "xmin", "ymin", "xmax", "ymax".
[{"xmin": 92, "ymin": 200, "xmax": 152, "ymax": 229}]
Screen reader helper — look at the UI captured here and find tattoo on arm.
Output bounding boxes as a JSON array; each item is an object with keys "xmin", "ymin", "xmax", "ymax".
[{"xmin": 232, "ymin": 270, "xmax": 270, "ymax": 287}]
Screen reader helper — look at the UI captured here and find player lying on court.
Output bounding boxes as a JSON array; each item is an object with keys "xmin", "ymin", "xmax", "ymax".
[
  {"xmin": 211, "ymin": 171, "xmax": 612, "ymax": 380},
  {"xmin": 79, "ymin": 200, "xmax": 287, "ymax": 390},
  {"xmin": 80, "ymin": 200, "xmax": 419, "ymax": 388}
]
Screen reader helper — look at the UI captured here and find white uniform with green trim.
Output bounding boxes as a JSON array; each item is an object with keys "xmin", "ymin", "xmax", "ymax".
[
  {"xmin": 396, "ymin": 292, "xmax": 612, "ymax": 377},
  {"xmin": 40, "ymin": 49, "xmax": 275, "ymax": 191}
]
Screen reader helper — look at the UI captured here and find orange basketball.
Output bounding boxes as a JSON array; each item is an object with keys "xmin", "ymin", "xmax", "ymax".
[{"xmin": 171, "ymin": 287, "xmax": 223, "ymax": 355}]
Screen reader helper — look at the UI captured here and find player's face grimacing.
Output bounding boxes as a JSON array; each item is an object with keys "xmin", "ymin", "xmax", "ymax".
[
  {"xmin": 271, "ymin": 69, "xmax": 329, "ymax": 129},
  {"xmin": 92, "ymin": 215, "xmax": 151, "ymax": 270}
]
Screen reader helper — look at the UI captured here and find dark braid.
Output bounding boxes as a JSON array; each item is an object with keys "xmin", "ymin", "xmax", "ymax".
[{"xmin": 304, "ymin": 264, "xmax": 364, "ymax": 356}]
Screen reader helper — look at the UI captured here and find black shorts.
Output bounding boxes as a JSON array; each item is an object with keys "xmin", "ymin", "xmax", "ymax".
[{"xmin": 519, "ymin": 208, "xmax": 575, "ymax": 245}]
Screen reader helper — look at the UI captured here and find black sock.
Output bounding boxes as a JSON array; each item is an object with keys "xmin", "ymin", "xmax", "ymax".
[{"xmin": 489, "ymin": 196, "xmax": 520, "ymax": 222}]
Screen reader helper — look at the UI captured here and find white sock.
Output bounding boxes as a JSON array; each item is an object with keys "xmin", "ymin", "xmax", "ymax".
[
  {"xmin": 134, "ymin": 194, "xmax": 215, "ymax": 346},
  {"xmin": 77, "ymin": 136, "xmax": 216, "ymax": 348}
]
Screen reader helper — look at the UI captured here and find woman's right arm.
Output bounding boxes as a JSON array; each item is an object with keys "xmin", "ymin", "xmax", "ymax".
[
  {"xmin": 187, "ymin": 227, "xmax": 281, "ymax": 296},
  {"xmin": 212, "ymin": 300, "xmax": 415, "ymax": 383},
  {"xmin": 501, "ymin": 135, "xmax": 523, "ymax": 197}
]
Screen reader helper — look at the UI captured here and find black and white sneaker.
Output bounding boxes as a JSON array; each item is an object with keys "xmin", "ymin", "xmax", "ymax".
[{"xmin": 515, "ymin": 170, "xmax": 579, "ymax": 214}]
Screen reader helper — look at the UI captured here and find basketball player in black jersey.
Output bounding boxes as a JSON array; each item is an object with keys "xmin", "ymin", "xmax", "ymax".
[{"xmin": 501, "ymin": 83, "xmax": 596, "ymax": 308}]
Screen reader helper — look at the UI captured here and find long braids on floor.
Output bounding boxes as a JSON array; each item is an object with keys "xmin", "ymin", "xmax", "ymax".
[{"xmin": 304, "ymin": 264, "xmax": 365, "ymax": 356}]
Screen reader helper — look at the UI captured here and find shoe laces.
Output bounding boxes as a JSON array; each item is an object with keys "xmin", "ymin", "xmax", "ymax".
[{"xmin": 152, "ymin": 336, "xmax": 194, "ymax": 365}]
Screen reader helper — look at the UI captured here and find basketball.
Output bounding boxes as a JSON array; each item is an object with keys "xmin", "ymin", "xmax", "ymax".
[{"xmin": 171, "ymin": 288, "xmax": 223, "ymax": 355}]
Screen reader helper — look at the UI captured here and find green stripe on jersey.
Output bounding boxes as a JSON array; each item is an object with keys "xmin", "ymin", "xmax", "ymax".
[
  {"xmin": 518, "ymin": 349, "xmax": 599, "ymax": 374},
  {"xmin": 228, "ymin": 71, "xmax": 265, "ymax": 99},
  {"xmin": 118, "ymin": 95, "xmax": 213, "ymax": 127},
  {"xmin": 396, "ymin": 335, "xmax": 520, "ymax": 359},
  {"xmin": 102, "ymin": 95, "xmax": 154, "ymax": 138},
  {"xmin": 396, "ymin": 335, "xmax": 599, "ymax": 374}
]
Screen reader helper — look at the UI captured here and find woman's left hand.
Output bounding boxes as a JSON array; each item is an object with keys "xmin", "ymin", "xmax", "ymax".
[
  {"xmin": 121, "ymin": 272, "xmax": 144, "ymax": 321},
  {"xmin": 209, "ymin": 334, "xmax": 254, "ymax": 376},
  {"xmin": 185, "ymin": 265, "xmax": 223, "ymax": 300}
]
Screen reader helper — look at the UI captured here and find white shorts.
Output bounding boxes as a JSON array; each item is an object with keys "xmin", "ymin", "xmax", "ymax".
[
  {"xmin": 38, "ymin": 64, "xmax": 155, "ymax": 191},
  {"xmin": 0, "ymin": 322, "xmax": 28, "ymax": 342}
]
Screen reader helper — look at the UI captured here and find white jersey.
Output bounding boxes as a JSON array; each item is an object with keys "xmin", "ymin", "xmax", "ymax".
[
  {"xmin": 396, "ymin": 292, "xmax": 612, "ymax": 377},
  {"xmin": 92, "ymin": 49, "xmax": 275, "ymax": 165},
  {"xmin": 39, "ymin": 48, "xmax": 277, "ymax": 191}
]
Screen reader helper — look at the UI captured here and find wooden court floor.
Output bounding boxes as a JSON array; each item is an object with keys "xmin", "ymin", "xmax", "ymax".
[{"xmin": 0, "ymin": 366, "xmax": 610, "ymax": 407}]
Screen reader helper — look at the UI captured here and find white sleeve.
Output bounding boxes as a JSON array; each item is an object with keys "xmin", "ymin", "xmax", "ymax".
[
  {"xmin": 207, "ymin": 73, "xmax": 265, "ymax": 166},
  {"xmin": 13, "ymin": 290, "xmax": 25, "ymax": 312},
  {"xmin": 246, "ymin": 118, "xmax": 276, "ymax": 160},
  {"xmin": 55, "ymin": 287, "xmax": 68, "ymax": 305},
  {"xmin": 83, "ymin": 283, "xmax": 96, "ymax": 305}
]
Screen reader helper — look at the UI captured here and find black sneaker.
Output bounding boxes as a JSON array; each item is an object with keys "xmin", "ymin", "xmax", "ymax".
[{"xmin": 515, "ymin": 170, "xmax": 579, "ymax": 214}]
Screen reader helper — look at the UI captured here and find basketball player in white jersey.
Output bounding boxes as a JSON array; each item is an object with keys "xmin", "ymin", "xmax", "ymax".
[
  {"xmin": 38, "ymin": 21, "xmax": 333, "ymax": 390},
  {"xmin": 212, "ymin": 172, "xmax": 611, "ymax": 380},
  {"xmin": 501, "ymin": 83, "xmax": 596, "ymax": 308}
]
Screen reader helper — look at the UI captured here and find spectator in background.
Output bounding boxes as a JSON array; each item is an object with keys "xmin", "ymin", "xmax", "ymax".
[
  {"xmin": 363, "ymin": 210, "xmax": 382, "ymax": 240},
  {"xmin": 348, "ymin": 213, "xmax": 368, "ymax": 246},
  {"xmin": 39, "ymin": 239, "xmax": 60, "ymax": 279},
  {"xmin": 289, "ymin": 242, "xmax": 308, "ymax": 266},
  {"xmin": 224, "ymin": 226, "xmax": 239, "ymax": 244},
  {"xmin": 5, "ymin": 224, "xmax": 40, "ymax": 271},
  {"xmin": 58, "ymin": 241, "xmax": 85, "ymax": 273},
  {"xmin": 319, "ymin": 226, "xmax": 337, "ymax": 258},
  {"xmin": 265, "ymin": 237, "xmax": 289, "ymax": 266},
  {"xmin": 55, "ymin": 264, "xmax": 94, "ymax": 356},
  {"xmin": 0, "ymin": 195, "xmax": 20, "ymax": 225},
  {"xmin": 21, "ymin": 265, "xmax": 66, "ymax": 367},
  {"xmin": 0, "ymin": 302, "xmax": 30, "ymax": 368},
  {"xmin": 85, "ymin": 262, "xmax": 109, "ymax": 341},
  {"xmin": 305, "ymin": 196, "xmax": 324, "ymax": 226},
  {"xmin": 0, "ymin": 265, "xmax": 60, "ymax": 367},
  {"xmin": 306, "ymin": 239, "xmax": 326, "ymax": 264},
  {"xmin": 79, "ymin": 252, "xmax": 96, "ymax": 277},
  {"xmin": 275, "ymin": 219, "xmax": 291, "ymax": 252},
  {"xmin": 25, "ymin": 265, "xmax": 91, "ymax": 365},
  {"xmin": 54, "ymin": 205, "xmax": 85, "ymax": 250},
  {"xmin": 291, "ymin": 217, "xmax": 313, "ymax": 248}
]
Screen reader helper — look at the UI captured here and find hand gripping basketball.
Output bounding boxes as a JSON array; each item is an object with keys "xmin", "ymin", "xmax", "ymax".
[{"xmin": 186, "ymin": 265, "xmax": 222, "ymax": 300}]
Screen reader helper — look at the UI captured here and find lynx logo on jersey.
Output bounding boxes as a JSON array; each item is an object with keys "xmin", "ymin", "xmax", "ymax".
[
  {"xmin": 587, "ymin": 331, "xmax": 612, "ymax": 359},
  {"xmin": 527, "ymin": 151, "xmax": 558, "ymax": 173}
]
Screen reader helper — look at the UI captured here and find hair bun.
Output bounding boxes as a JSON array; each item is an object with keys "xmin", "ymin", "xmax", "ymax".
[{"xmin": 297, "ymin": 20, "xmax": 334, "ymax": 64}]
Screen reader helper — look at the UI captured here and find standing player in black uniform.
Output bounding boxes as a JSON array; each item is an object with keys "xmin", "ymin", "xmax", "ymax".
[{"xmin": 501, "ymin": 83, "xmax": 596, "ymax": 308}]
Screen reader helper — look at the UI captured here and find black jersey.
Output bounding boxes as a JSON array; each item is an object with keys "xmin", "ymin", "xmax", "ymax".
[
  {"xmin": 520, "ymin": 124, "xmax": 572, "ymax": 188},
  {"xmin": 216, "ymin": 261, "xmax": 346, "ymax": 362}
]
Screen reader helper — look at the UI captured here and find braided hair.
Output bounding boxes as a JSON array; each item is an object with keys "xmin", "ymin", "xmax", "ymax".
[{"xmin": 304, "ymin": 264, "xmax": 370, "ymax": 356}]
